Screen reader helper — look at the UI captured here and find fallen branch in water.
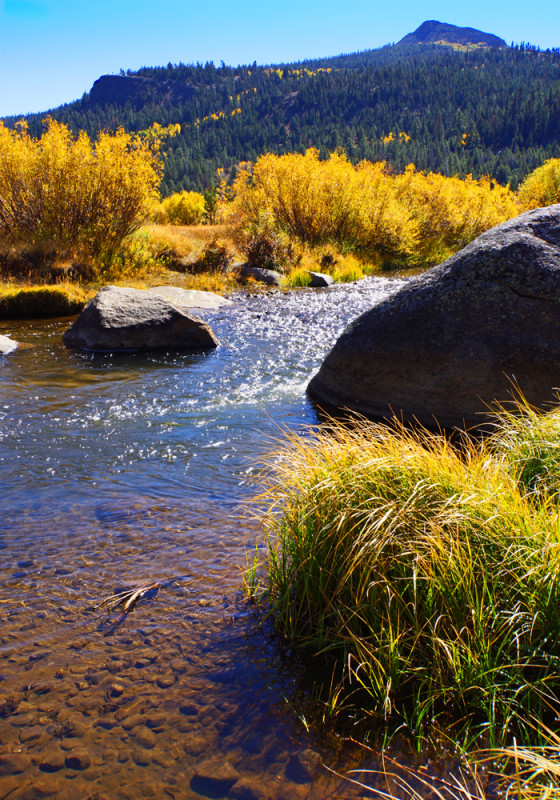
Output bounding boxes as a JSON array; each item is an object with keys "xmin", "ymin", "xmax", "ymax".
[{"xmin": 94, "ymin": 582, "xmax": 161, "ymax": 614}]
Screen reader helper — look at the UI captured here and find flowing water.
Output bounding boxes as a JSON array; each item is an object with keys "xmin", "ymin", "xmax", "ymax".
[{"xmin": 0, "ymin": 278, "xmax": 418, "ymax": 800}]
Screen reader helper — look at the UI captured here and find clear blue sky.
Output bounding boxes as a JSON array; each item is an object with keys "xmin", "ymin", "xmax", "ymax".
[{"xmin": 1, "ymin": 0, "xmax": 559, "ymax": 118}]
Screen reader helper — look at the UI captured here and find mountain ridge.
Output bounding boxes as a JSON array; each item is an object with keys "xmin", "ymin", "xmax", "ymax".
[{"xmin": 4, "ymin": 22, "xmax": 559, "ymax": 194}]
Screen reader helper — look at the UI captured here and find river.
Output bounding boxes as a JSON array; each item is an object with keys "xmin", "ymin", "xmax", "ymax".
[{"xmin": 0, "ymin": 277, "xmax": 418, "ymax": 800}]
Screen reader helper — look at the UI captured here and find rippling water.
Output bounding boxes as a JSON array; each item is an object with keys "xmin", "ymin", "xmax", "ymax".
[{"xmin": 0, "ymin": 278, "xmax": 412, "ymax": 800}]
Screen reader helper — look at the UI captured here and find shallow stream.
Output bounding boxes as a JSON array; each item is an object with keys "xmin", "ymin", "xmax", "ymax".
[{"xmin": 0, "ymin": 278, "xmax": 415, "ymax": 800}]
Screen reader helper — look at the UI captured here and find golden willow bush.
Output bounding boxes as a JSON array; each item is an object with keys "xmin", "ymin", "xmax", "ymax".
[
  {"xmin": 518, "ymin": 158, "xmax": 560, "ymax": 210},
  {"xmin": 0, "ymin": 119, "xmax": 163, "ymax": 266},
  {"xmin": 160, "ymin": 190, "xmax": 206, "ymax": 225},
  {"xmin": 230, "ymin": 149, "xmax": 520, "ymax": 267}
]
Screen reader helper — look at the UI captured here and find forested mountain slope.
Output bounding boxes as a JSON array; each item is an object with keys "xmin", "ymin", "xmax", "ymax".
[{"xmin": 5, "ymin": 22, "xmax": 560, "ymax": 194}]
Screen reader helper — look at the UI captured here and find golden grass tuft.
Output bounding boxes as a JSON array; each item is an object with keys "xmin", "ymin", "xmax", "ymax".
[{"xmin": 248, "ymin": 409, "xmax": 560, "ymax": 752}]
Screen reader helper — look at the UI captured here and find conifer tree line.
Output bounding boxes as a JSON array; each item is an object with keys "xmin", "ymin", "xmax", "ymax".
[{"xmin": 5, "ymin": 43, "xmax": 560, "ymax": 195}]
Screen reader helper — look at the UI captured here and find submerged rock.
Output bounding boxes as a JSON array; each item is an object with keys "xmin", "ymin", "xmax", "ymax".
[
  {"xmin": 190, "ymin": 758, "xmax": 239, "ymax": 796},
  {"xmin": 308, "ymin": 205, "xmax": 560, "ymax": 428},
  {"xmin": 148, "ymin": 286, "xmax": 232, "ymax": 310},
  {"xmin": 0, "ymin": 334, "xmax": 18, "ymax": 354},
  {"xmin": 62, "ymin": 286, "xmax": 218, "ymax": 352}
]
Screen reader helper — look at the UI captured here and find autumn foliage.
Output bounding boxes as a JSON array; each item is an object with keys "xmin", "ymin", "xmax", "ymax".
[
  {"xmin": 160, "ymin": 190, "xmax": 206, "ymax": 225},
  {"xmin": 0, "ymin": 119, "xmax": 162, "ymax": 264},
  {"xmin": 518, "ymin": 158, "xmax": 560, "ymax": 211},
  {"xmin": 231, "ymin": 149, "xmax": 521, "ymax": 267}
]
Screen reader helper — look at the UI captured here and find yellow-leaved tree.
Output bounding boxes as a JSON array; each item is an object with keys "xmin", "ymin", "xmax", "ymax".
[
  {"xmin": 518, "ymin": 159, "xmax": 560, "ymax": 210},
  {"xmin": 0, "ymin": 118, "xmax": 163, "ymax": 267}
]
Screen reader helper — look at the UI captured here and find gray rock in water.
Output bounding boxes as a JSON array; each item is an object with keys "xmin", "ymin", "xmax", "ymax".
[
  {"xmin": 148, "ymin": 286, "xmax": 232, "ymax": 309},
  {"xmin": 62, "ymin": 286, "xmax": 218, "ymax": 352},
  {"xmin": 308, "ymin": 271, "xmax": 334, "ymax": 287},
  {"xmin": 308, "ymin": 205, "xmax": 560, "ymax": 428},
  {"xmin": 0, "ymin": 334, "xmax": 18, "ymax": 354},
  {"xmin": 238, "ymin": 265, "xmax": 282, "ymax": 286}
]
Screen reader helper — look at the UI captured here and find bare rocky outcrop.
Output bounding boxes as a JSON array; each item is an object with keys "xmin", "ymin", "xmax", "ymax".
[
  {"xmin": 308, "ymin": 205, "xmax": 560, "ymax": 428},
  {"xmin": 62, "ymin": 286, "xmax": 218, "ymax": 352}
]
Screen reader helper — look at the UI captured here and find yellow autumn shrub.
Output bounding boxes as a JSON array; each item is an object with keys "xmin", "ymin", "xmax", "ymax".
[
  {"xmin": 160, "ymin": 190, "xmax": 206, "ymax": 225},
  {"xmin": 231, "ymin": 149, "xmax": 520, "ymax": 268},
  {"xmin": 518, "ymin": 158, "xmax": 560, "ymax": 210},
  {"xmin": 0, "ymin": 119, "xmax": 162, "ymax": 264},
  {"xmin": 398, "ymin": 167, "xmax": 520, "ymax": 262}
]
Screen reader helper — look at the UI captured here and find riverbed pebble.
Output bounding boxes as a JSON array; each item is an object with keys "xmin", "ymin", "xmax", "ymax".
[
  {"xmin": 230, "ymin": 777, "xmax": 266, "ymax": 800},
  {"xmin": 183, "ymin": 734, "xmax": 207, "ymax": 757},
  {"xmin": 285, "ymin": 748, "xmax": 321, "ymax": 784},
  {"xmin": 65, "ymin": 748, "xmax": 91, "ymax": 770},
  {"xmin": 134, "ymin": 726, "xmax": 156, "ymax": 749},
  {"xmin": 37, "ymin": 746, "xmax": 66, "ymax": 772},
  {"xmin": 121, "ymin": 713, "xmax": 145, "ymax": 731},
  {"xmin": 156, "ymin": 674, "xmax": 175, "ymax": 689},
  {"xmin": 190, "ymin": 758, "xmax": 239, "ymax": 796},
  {"xmin": 19, "ymin": 725, "xmax": 45, "ymax": 743},
  {"xmin": 0, "ymin": 752, "xmax": 32, "ymax": 775}
]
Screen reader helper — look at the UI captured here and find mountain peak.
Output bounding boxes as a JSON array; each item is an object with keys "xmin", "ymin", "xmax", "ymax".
[{"xmin": 398, "ymin": 20, "xmax": 507, "ymax": 49}]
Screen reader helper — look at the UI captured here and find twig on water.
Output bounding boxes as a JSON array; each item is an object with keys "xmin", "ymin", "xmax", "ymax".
[{"xmin": 94, "ymin": 582, "xmax": 161, "ymax": 614}]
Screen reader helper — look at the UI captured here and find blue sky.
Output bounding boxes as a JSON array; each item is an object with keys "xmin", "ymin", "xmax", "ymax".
[{"xmin": 1, "ymin": 0, "xmax": 559, "ymax": 118}]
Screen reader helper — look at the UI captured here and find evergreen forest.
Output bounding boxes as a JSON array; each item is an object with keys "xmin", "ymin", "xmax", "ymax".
[{"xmin": 5, "ymin": 38, "xmax": 560, "ymax": 195}]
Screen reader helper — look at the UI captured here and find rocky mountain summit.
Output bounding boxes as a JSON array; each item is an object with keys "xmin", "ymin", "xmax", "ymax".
[{"xmin": 397, "ymin": 20, "xmax": 507, "ymax": 49}]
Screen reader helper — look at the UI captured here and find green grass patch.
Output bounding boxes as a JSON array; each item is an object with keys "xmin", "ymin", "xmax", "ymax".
[{"xmin": 248, "ymin": 410, "xmax": 560, "ymax": 751}]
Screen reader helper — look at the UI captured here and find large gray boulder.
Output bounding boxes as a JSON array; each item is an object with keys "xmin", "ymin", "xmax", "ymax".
[
  {"xmin": 0, "ymin": 334, "xmax": 18, "ymax": 354},
  {"xmin": 63, "ymin": 286, "xmax": 218, "ymax": 352},
  {"xmin": 148, "ymin": 286, "xmax": 232, "ymax": 310},
  {"xmin": 308, "ymin": 205, "xmax": 560, "ymax": 429}
]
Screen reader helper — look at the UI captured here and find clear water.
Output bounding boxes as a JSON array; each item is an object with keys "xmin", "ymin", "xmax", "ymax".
[{"xmin": 0, "ymin": 278, "xmax": 415, "ymax": 800}]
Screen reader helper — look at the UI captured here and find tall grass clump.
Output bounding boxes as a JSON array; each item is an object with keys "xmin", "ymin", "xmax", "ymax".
[
  {"xmin": 489, "ymin": 398, "xmax": 560, "ymax": 500},
  {"xmin": 250, "ymin": 414, "xmax": 560, "ymax": 748},
  {"xmin": 0, "ymin": 119, "xmax": 162, "ymax": 272}
]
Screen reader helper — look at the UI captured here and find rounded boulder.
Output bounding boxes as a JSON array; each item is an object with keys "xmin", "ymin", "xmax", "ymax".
[
  {"xmin": 62, "ymin": 286, "xmax": 218, "ymax": 351},
  {"xmin": 308, "ymin": 205, "xmax": 560, "ymax": 428}
]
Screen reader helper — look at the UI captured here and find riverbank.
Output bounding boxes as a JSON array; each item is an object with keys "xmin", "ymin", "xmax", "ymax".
[
  {"xmin": 0, "ymin": 223, "xmax": 402, "ymax": 321},
  {"xmin": 248, "ymin": 402, "xmax": 560, "ymax": 791}
]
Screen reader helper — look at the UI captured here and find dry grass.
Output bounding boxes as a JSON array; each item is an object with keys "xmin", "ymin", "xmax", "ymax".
[{"xmin": 144, "ymin": 223, "xmax": 241, "ymax": 265}]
